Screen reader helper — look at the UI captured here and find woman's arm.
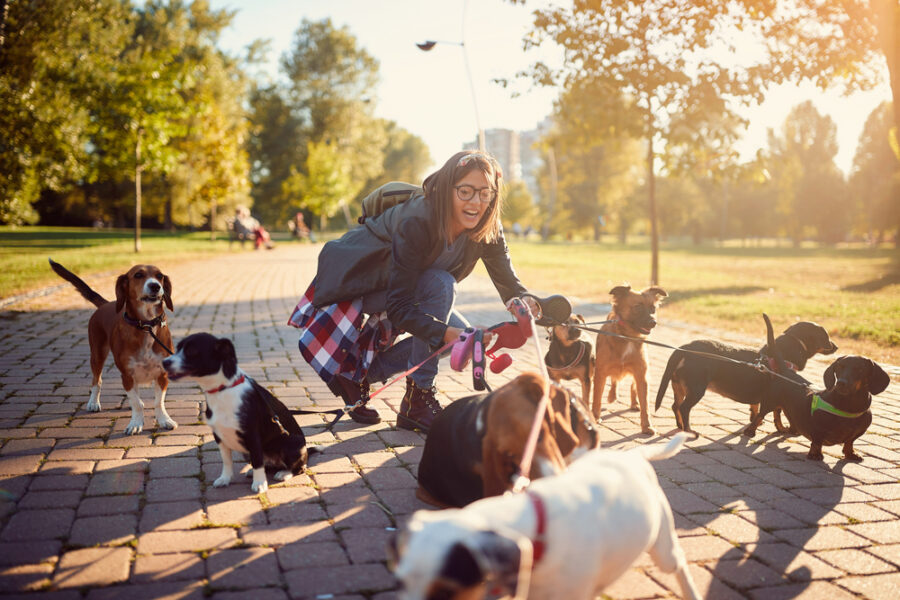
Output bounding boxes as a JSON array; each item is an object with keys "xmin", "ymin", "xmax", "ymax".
[{"xmin": 480, "ymin": 229, "xmax": 528, "ymax": 304}]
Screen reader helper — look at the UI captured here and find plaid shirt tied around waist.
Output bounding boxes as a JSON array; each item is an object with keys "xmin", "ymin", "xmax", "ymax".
[{"xmin": 287, "ymin": 282, "xmax": 397, "ymax": 384}]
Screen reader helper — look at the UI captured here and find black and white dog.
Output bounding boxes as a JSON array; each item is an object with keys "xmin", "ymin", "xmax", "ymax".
[{"xmin": 162, "ymin": 332, "xmax": 312, "ymax": 493}]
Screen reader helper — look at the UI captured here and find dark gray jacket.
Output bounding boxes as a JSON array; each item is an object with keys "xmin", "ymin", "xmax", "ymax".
[{"xmin": 312, "ymin": 194, "xmax": 527, "ymax": 346}]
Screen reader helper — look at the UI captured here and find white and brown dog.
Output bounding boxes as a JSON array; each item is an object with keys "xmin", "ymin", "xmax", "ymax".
[
  {"xmin": 390, "ymin": 433, "xmax": 699, "ymax": 600},
  {"xmin": 50, "ymin": 259, "xmax": 176, "ymax": 435}
]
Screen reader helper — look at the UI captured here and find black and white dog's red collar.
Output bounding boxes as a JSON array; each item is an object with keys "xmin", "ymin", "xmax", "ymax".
[
  {"xmin": 206, "ymin": 374, "xmax": 246, "ymax": 395},
  {"xmin": 527, "ymin": 491, "xmax": 547, "ymax": 564}
]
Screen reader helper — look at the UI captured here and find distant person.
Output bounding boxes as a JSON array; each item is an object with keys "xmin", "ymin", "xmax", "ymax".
[
  {"xmin": 512, "ymin": 222, "xmax": 523, "ymax": 238},
  {"xmin": 290, "ymin": 212, "xmax": 311, "ymax": 241},
  {"xmin": 288, "ymin": 150, "xmax": 539, "ymax": 430},
  {"xmin": 235, "ymin": 206, "xmax": 274, "ymax": 250}
]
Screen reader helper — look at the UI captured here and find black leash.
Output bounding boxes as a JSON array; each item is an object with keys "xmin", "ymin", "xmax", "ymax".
[
  {"xmin": 572, "ymin": 323, "xmax": 806, "ymax": 387},
  {"xmin": 290, "ymin": 400, "xmax": 363, "ymax": 432},
  {"xmin": 123, "ymin": 313, "xmax": 175, "ymax": 355}
]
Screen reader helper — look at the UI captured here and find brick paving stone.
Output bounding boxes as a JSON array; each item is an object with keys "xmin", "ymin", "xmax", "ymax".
[
  {"xmin": 815, "ymin": 548, "xmax": 896, "ymax": 575},
  {"xmin": 212, "ymin": 590, "xmax": 289, "ymax": 600},
  {"xmin": 1, "ymin": 508, "xmax": 75, "ymax": 541},
  {"xmin": 138, "ymin": 500, "xmax": 204, "ymax": 532},
  {"xmin": 646, "ymin": 563, "xmax": 746, "ymax": 600},
  {"xmin": 745, "ymin": 542, "xmax": 843, "ymax": 580},
  {"xmin": 77, "ymin": 493, "xmax": 141, "ymax": 517},
  {"xmin": 68, "ymin": 513, "xmax": 137, "ymax": 546},
  {"xmin": 340, "ymin": 526, "xmax": 393, "ymax": 564},
  {"xmin": 328, "ymin": 502, "xmax": 392, "ymax": 528},
  {"xmin": 837, "ymin": 573, "xmax": 900, "ymax": 600},
  {"xmin": 266, "ymin": 499, "xmax": 327, "ymax": 523},
  {"xmin": 241, "ymin": 521, "xmax": 337, "ymax": 546},
  {"xmin": 207, "ymin": 547, "xmax": 281, "ymax": 589},
  {"xmin": 373, "ymin": 488, "xmax": 430, "ymax": 517},
  {"xmin": 697, "ymin": 512, "xmax": 778, "ymax": 545},
  {"xmin": 0, "ymin": 541, "xmax": 61, "ymax": 566},
  {"xmin": 85, "ymin": 471, "xmax": 144, "ymax": 496},
  {"xmin": 264, "ymin": 484, "xmax": 318, "ymax": 505},
  {"xmin": 0, "ymin": 563, "xmax": 55, "ymax": 592},
  {"xmin": 284, "ymin": 563, "xmax": 395, "ymax": 598},
  {"xmin": 0, "ymin": 455, "xmax": 43, "ymax": 475},
  {"xmin": 137, "ymin": 528, "xmax": 237, "ymax": 554},
  {"xmin": 84, "ymin": 581, "xmax": 206, "ymax": 600},
  {"xmin": 29, "ymin": 474, "xmax": 90, "ymax": 492},
  {"xmin": 132, "ymin": 552, "xmax": 205, "ymax": 583},
  {"xmin": 747, "ymin": 580, "xmax": 860, "ymax": 600},
  {"xmin": 145, "ymin": 476, "xmax": 201, "ymax": 502},
  {"xmin": 206, "ymin": 499, "xmax": 267, "ymax": 526},
  {"xmin": 863, "ymin": 543, "xmax": 900, "ymax": 568},
  {"xmin": 775, "ymin": 526, "xmax": 871, "ymax": 550},
  {"xmin": 603, "ymin": 568, "xmax": 669, "ymax": 598},
  {"xmin": 18, "ymin": 489, "xmax": 83, "ymax": 509},
  {"xmin": 277, "ymin": 540, "xmax": 349, "ymax": 570},
  {"xmin": 847, "ymin": 520, "xmax": 900, "ymax": 544},
  {"xmin": 54, "ymin": 547, "xmax": 131, "ymax": 588},
  {"xmin": 711, "ymin": 556, "xmax": 786, "ymax": 589},
  {"xmin": 148, "ymin": 456, "xmax": 201, "ymax": 478}
]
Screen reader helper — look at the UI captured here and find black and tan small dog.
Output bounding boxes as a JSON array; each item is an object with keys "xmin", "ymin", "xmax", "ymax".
[
  {"xmin": 545, "ymin": 314, "xmax": 594, "ymax": 403},
  {"xmin": 593, "ymin": 285, "xmax": 667, "ymax": 434},
  {"xmin": 749, "ymin": 314, "xmax": 890, "ymax": 461},
  {"xmin": 654, "ymin": 319, "xmax": 838, "ymax": 436},
  {"xmin": 162, "ymin": 333, "xmax": 313, "ymax": 493}
]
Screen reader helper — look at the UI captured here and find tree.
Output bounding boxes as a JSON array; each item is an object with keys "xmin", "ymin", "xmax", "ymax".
[
  {"xmin": 0, "ymin": 0, "xmax": 131, "ymax": 224},
  {"xmin": 850, "ymin": 102, "xmax": 899, "ymax": 245},
  {"xmin": 765, "ymin": 102, "xmax": 848, "ymax": 245},
  {"xmin": 501, "ymin": 180, "xmax": 536, "ymax": 230},
  {"xmin": 281, "ymin": 140, "xmax": 354, "ymax": 229},
  {"xmin": 512, "ymin": 0, "xmax": 756, "ymax": 283}
]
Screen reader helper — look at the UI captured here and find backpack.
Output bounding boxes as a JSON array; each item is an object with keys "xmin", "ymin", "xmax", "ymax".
[{"xmin": 358, "ymin": 181, "xmax": 423, "ymax": 224}]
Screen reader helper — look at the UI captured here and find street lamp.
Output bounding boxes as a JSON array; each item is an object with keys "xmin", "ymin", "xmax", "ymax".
[{"xmin": 416, "ymin": 26, "xmax": 485, "ymax": 151}]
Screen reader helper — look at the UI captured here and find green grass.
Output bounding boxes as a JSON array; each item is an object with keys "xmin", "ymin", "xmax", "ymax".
[
  {"xmin": 499, "ymin": 239, "xmax": 900, "ymax": 364},
  {"xmin": 2, "ymin": 228, "xmax": 898, "ymax": 364},
  {"xmin": 0, "ymin": 226, "xmax": 245, "ymax": 298}
]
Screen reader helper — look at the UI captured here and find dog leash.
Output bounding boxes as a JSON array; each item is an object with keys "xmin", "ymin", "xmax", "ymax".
[
  {"xmin": 122, "ymin": 313, "xmax": 174, "ymax": 355},
  {"xmin": 570, "ymin": 323, "xmax": 807, "ymax": 387}
]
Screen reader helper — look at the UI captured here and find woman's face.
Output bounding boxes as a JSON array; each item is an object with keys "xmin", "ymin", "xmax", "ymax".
[{"xmin": 450, "ymin": 168, "xmax": 493, "ymax": 238}]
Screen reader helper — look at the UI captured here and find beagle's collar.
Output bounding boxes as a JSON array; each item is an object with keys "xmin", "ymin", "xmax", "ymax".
[
  {"xmin": 810, "ymin": 394, "xmax": 866, "ymax": 419},
  {"xmin": 123, "ymin": 312, "xmax": 166, "ymax": 330},
  {"xmin": 206, "ymin": 374, "xmax": 246, "ymax": 395},
  {"xmin": 545, "ymin": 340, "xmax": 586, "ymax": 371}
]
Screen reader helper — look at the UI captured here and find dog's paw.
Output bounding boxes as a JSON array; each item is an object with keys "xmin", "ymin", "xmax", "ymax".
[
  {"xmin": 251, "ymin": 479, "xmax": 268, "ymax": 494},
  {"xmin": 273, "ymin": 470, "xmax": 293, "ymax": 482},
  {"xmin": 124, "ymin": 419, "xmax": 144, "ymax": 435},
  {"xmin": 640, "ymin": 426, "xmax": 656, "ymax": 436},
  {"xmin": 741, "ymin": 426, "xmax": 757, "ymax": 438},
  {"xmin": 86, "ymin": 400, "xmax": 101, "ymax": 412},
  {"xmin": 806, "ymin": 452, "xmax": 824, "ymax": 461},
  {"xmin": 843, "ymin": 453, "xmax": 863, "ymax": 462},
  {"xmin": 212, "ymin": 475, "xmax": 232, "ymax": 487},
  {"xmin": 156, "ymin": 415, "xmax": 178, "ymax": 431}
]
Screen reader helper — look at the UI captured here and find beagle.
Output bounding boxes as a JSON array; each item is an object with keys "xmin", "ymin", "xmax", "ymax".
[
  {"xmin": 416, "ymin": 372, "xmax": 599, "ymax": 508},
  {"xmin": 49, "ymin": 259, "xmax": 176, "ymax": 435},
  {"xmin": 391, "ymin": 433, "xmax": 700, "ymax": 600}
]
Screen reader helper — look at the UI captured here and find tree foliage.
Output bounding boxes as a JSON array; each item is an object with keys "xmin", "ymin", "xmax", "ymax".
[{"xmin": 849, "ymin": 102, "xmax": 900, "ymax": 244}]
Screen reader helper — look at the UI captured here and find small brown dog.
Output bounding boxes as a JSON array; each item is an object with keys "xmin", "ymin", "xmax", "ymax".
[
  {"xmin": 593, "ymin": 285, "xmax": 667, "ymax": 434},
  {"xmin": 545, "ymin": 314, "xmax": 594, "ymax": 403},
  {"xmin": 50, "ymin": 259, "xmax": 175, "ymax": 435},
  {"xmin": 416, "ymin": 372, "xmax": 599, "ymax": 508}
]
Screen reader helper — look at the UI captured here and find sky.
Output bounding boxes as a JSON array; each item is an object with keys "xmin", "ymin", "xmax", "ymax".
[{"xmin": 208, "ymin": 0, "xmax": 892, "ymax": 175}]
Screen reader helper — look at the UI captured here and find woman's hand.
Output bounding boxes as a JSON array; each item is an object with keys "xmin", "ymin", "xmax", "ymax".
[
  {"xmin": 443, "ymin": 326, "xmax": 465, "ymax": 344},
  {"xmin": 510, "ymin": 295, "xmax": 542, "ymax": 321}
]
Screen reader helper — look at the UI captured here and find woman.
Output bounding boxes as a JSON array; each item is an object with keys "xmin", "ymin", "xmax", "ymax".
[{"xmin": 288, "ymin": 150, "xmax": 538, "ymax": 431}]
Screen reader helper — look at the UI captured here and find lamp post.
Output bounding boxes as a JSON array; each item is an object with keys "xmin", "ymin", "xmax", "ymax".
[{"xmin": 416, "ymin": 1, "xmax": 485, "ymax": 152}]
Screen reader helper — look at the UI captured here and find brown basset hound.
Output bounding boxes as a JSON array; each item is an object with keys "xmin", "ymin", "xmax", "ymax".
[
  {"xmin": 416, "ymin": 372, "xmax": 599, "ymax": 508},
  {"xmin": 50, "ymin": 259, "xmax": 176, "ymax": 435}
]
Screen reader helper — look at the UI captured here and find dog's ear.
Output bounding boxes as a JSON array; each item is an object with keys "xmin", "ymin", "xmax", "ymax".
[
  {"xmin": 824, "ymin": 357, "xmax": 845, "ymax": 388},
  {"xmin": 547, "ymin": 386, "xmax": 579, "ymax": 459},
  {"xmin": 438, "ymin": 542, "xmax": 484, "ymax": 589},
  {"xmin": 461, "ymin": 531, "xmax": 532, "ymax": 600},
  {"xmin": 115, "ymin": 274, "xmax": 129, "ymax": 313},
  {"xmin": 161, "ymin": 274, "xmax": 173, "ymax": 312},
  {"xmin": 574, "ymin": 313, "xmax": 585, "ymax": 324},
  {"xmin": 609, "ymin": 284, "xmax": 632, "ymax": 299},
  {"xmin": 643, "ymin": 286, "xmax": 668, "ymax": 302},
  {"xmin": 215, "ymin": 338, "xmax": 238, "ymax": 379},
  {"xmin": 868, "ymin": 360, "xmax": 890, "ymax": 395}
]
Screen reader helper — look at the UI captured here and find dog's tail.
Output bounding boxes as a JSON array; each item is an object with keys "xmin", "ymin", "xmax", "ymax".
[
  {"xmin": 654, "ymin": 350, "xmax": 680, "ymax": 412},
  {"xmin": 48, "ymin": 258, "xmax": 108, "ymax": 307},
  {"xmin": 640, "ymin": 432, "xmax": 691, "ymax": 462},
  {"xmin": 763, "ymin": 313, "xmax": 787, "ymax": 375}
]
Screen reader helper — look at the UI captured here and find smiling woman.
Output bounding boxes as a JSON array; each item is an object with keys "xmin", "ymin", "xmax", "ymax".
[{"xmin": 287, "ymin": 150, "xmax": 540, "ymax": 432}]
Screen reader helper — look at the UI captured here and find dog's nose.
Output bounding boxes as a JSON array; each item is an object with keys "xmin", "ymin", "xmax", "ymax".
[{"xmin": 148, "ymin": 281, "xmax": 161, "ymax": 293}]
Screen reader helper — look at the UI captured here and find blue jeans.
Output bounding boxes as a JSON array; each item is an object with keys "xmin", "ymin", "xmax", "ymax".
[{"xmin": 364, "ymin": 269, "xmax": 469, "ymax": 388}]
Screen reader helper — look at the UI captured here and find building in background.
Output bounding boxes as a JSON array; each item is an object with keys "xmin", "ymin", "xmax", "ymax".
[{"xmin": 465, "ymin": 119, "xmax": 553, "ymax": 202}]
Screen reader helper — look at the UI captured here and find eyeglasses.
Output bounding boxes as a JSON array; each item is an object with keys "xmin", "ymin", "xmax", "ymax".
[{"xmin": 454, "ymin": 184, "xmax": 496, "ymax": 203}]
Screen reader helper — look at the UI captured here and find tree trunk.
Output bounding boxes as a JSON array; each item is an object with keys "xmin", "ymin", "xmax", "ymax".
[
  {"xmin": 647, "ymin": 132, "xmax": 659, "ymax": 285},
  {"xmin": 134, "ymin": 128, "xmax": 142, "ymax": 254}
]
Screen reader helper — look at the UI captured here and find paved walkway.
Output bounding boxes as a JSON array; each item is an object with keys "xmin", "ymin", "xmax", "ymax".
[{"xmin": 0, "ymin": 243, "xmax": 898, "ymax": 600}]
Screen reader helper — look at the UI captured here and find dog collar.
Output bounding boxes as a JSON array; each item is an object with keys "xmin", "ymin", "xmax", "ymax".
[
  {"xmin": 526, "ymin": 491, "xmax": 547, "ymax": 565},
  {"xmin": 766, "ymin": 357, "xmax": 797, "ymax": 372},
  {"xmin": 810, "ymin": 394, "xmax": 865, "ymax": 419},
  {"xmin": 123, "ymin": 312, "xmax": 166, "ymax": 330},
  {"xmin": 786, "ymin": 333, "xmax": 809, "ymax": 354},
  {"xmin": 206, "ymin": 374, "xmax": 245, "ymax": 395},
  {"xmin": 545, "ymin": 341, "xmax": 586, "ymax": 371}
]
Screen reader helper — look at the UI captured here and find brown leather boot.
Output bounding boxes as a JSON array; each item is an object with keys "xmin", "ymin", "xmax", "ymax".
[
  {"xmin": 397, "ymin": 378, "xmax": 442, "ymax": 433},
  {"xmin": 335, "ymin": 376, "xmax": 381, "ymax": 425}
]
